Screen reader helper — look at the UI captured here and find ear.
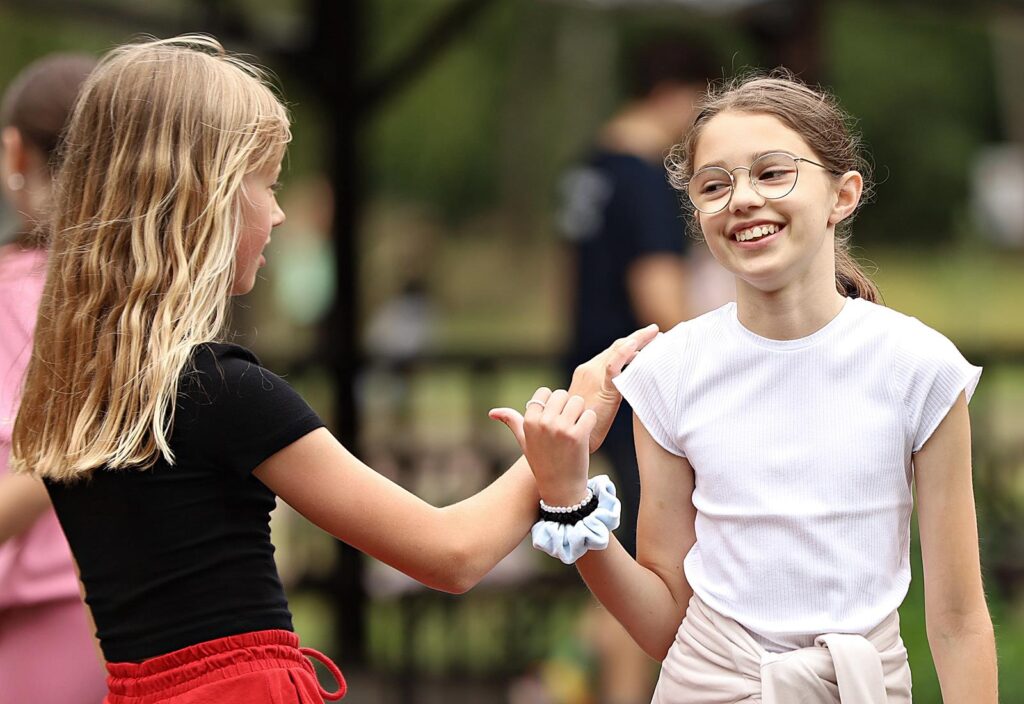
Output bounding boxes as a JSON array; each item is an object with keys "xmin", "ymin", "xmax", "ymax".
[{"xmin": 828, "ymin": 171, "xmax": 863, "ymax": 226}]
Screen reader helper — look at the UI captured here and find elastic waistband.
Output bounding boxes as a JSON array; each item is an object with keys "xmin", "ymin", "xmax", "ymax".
[{"xmin": 105, "ymin": 629, "xmax": 346, "ymax": 701}]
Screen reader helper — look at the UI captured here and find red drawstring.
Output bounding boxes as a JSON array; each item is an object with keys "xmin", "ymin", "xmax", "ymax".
[{"xmin": 299, "ymin": 646, "xmax": 347, "ymax": 700}]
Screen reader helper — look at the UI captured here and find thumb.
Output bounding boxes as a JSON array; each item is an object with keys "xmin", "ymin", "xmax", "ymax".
[{"xmin": 488, "ymin": 408, "xmax": 527, "ymax": 452}]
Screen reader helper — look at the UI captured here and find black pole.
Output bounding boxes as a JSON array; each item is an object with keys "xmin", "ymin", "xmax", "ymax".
[{"xmin": 310, "ymin": 0, "xmax": 366, "ymax": 666}]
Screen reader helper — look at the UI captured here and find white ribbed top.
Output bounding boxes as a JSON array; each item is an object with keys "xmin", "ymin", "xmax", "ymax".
[{"xmin": 614, "ymin": 298, "xmax": 982, "ymax": 651}]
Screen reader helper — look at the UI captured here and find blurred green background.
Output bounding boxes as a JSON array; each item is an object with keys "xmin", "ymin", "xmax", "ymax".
[{"xmin": 2, "ymin": 1, "xmax": 1022, "ymax": 701}]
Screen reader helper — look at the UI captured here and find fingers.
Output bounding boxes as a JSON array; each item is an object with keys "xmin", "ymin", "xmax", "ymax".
[
  {"xmin": 632, "ymin": 322, "xmax": 660, "ymax": 350},
  {"xmin": 541, "ymin": 389, "xmax": 570, "ymax": 421},
  {"xmin": 562, "ymin": 394, "xmax": 585, "ymax": 423},
  {"xmin": 524, "ymin": 387, "xmax": 553, "ymax": 422},
  {"xmin": 512, "ymin": 388, "xmax": 594, "ymax": 444},
  {"xmin": 578, "ymin": 408, "xmax": 598, "ymax": 436},
  {"xmin": 530, "ymin": 391, "xmax": 593, "ymax": 441},
  {"xmin": 605, "ymin": 323, "xmax": 659, "ymax": 381},
  {"xmin": 488, "ymin": 407, "xmax": 526, "ymax": 451}
]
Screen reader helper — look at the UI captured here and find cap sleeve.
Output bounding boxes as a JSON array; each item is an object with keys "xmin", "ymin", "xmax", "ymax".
[
  {"xmin": 613, "ymin": 328, "xmax": 689, "ymax": 457},
  {"xmin": 894, "ymin": 320, "xmax": 982, "ymax": 453},
  {"xmin": 176, "ymin": 344, "xmax": 325, "ymax": 477}
]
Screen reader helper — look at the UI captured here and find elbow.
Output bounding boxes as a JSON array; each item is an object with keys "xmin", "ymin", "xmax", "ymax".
[
  {"xmin": 421, "ymin": 538, "xmax": 487, "ymax": 595},
  {"xmin": 437, "ymin": 575, "xmax": 477, "ymax": 596},
  {"xmin": 641, "ymin": 635, "xmax": 674, "ymax": 663},
  {"xmin": 926, "ymin": 604, "xmax": 994, "ymax": 647}
]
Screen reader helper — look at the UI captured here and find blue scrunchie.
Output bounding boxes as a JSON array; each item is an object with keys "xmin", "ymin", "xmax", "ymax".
[{"xmin": 531, "ymin": 474, "xmax": 621, "ymax": 564}]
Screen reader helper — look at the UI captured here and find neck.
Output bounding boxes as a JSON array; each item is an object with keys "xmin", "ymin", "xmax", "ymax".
[
  {"xmin": 736, "ymin": 285, "xmax": 846, "ymax": 340},
  {"xmin": 598, "ymin": 106, "xmax": 681, "ymax": 162},
  {"xmin": 734, "ymin": 245, "xmax": 846, "ymax": 340}
]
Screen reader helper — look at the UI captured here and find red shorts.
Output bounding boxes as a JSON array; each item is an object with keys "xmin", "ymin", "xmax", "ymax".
[{"xmin": 103, "ymin": 629, "xmax": 346, "ymax": 703}]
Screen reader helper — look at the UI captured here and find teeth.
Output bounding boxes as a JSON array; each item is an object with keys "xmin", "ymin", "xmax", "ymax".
[{"xmin": 735, "ymin": 224, "xmax": 779, "ymax": 242}]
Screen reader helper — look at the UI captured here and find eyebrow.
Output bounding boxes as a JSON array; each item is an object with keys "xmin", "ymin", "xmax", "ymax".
[{"xmin": 695, "ymin": 149, "xmax": 796, "ymax": 171}]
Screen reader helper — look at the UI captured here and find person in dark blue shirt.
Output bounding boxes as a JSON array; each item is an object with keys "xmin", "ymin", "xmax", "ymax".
[{"xmin": 557, "ymin": 37, "xmax": 722, "ymax": 704}]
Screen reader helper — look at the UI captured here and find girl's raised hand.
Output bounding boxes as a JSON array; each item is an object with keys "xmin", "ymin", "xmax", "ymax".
[
  {"xmin": 489, "ymin": 323, "xmax": 658, "ymax": 504},
  {"xmin": 489, "ymin": 323, "xmax": 658, "ymax": 454},
  {"xmin": 568, "ymin": 323, "xmax": 658, "ymax": 452},
  {"xmin": 518, "ymin": 388, "xmax": 597, "ymax": 506}
]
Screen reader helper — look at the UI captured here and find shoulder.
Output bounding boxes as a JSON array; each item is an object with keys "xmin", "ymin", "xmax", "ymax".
[
  {"xmin": 0, "ymin": 246, "xmax": 47, "ymax": 316},
  {"xmin": 181, "ymin": 343, "xmax": 279, "ymax": 403},
  {"xmin": 189, "ymin": 342, "xmax": 262, "ymax": 374},
  {"xmin": 619, "ymin": 304, "xmax": 732, "ymax": 381},
  {"xmin": 851, "ymin": 300, "xmax": 964, "ymax": 359},
  {"xmin": 606, "ymin": 152, "xmax": 668, "ymax": 190},
  {"xmin": 646, "ymin": 304, "xmax": 732, "ymax": 352},
  {"xmin": 0, "ymin": 247, "xmax": 47, "ymax": 298}
]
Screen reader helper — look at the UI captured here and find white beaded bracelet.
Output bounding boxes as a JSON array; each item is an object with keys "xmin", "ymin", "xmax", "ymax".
[{"xmin": 540, "ymin": 489, "xmax": 594, "ymax": 514}]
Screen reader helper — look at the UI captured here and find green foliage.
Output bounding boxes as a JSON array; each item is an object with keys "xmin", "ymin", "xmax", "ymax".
[
  {"xmin": 364, "ymin": 1, "xmax": 522, "ymax": 222},
  {"xmin": 828, "ymin": 2, "xmax": 1000, "ymax": 246},
  {"xmin": 0, "ymin": 9, "xmax": 117, "ymax": 87}
]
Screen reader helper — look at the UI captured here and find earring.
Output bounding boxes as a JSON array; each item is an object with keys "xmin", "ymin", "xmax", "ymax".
[{"xmin": 7, "ymin": 173, "xmax": 24, "ymax": 191}]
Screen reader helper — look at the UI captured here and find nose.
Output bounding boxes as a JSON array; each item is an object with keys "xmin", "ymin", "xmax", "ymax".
[
  {"xmin": 728, "ymin": 169, "xmax": 765, "ymax": 213},
  {"xmin": 272, "ymin": 200, "xmax": 286, "ymax": 228}
]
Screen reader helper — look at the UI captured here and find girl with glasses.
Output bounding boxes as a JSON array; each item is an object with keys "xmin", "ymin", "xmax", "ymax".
[{"xmin": 496, "ymin": 72, "xmax": 997, "ymax": 702}]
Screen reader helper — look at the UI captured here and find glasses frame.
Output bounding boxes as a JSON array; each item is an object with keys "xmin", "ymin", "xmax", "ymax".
[{"xmin": 685, "ymin": 152, "xmax": 841, "ymax": 215}]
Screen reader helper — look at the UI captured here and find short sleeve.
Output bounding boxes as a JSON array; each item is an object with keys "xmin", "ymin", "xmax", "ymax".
[
  {"xmin": 894, "ymin": 320, "xmax": 982, "ymax": 453},
  {"xmin": 613, "ymin": 328, "xmax": 688, "ymax": 457},
  {"xmin": 175, "ymin": 344, "xmax": 325, "ymax": 477}
]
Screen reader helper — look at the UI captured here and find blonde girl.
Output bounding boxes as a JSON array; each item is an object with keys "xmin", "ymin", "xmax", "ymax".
[
  {"xmin": 501, "ymin": 73, "xmax": 997, "ymax": 703},
  {"xmin": 11, "ymin": 35, "xmax": 656, "ymax": 704}
]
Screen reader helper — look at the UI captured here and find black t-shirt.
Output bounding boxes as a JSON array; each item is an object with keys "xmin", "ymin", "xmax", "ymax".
[
  {"xmin": 558, "ymin": 149, "xmax": 688, "ymax": 369},
  {"xmin": 45, "ymin": 343, "xmax": 324, "ymax": 663}
]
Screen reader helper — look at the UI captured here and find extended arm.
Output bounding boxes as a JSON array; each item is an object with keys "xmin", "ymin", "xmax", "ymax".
[
  {"xmin": 517, "ymin": 403, "xmax": 695, "ymax": 660},
  {"xmin": 254, "ymin": 325, "xmax": 659, "ymax": 595},
  {"xmin": 575, "ymin": 415, "xmax": 695, "ymax": 659},
  {"xmin": 255, "ymin": 431, "xmax": 535, "ymax": 594},
  {"xmin": 914, "ymin": 393, "xmax": 997, "ymax": 702}
]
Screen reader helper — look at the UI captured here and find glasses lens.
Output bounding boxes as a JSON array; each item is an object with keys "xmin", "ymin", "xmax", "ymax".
[
  {"xmin": 750, "ymin": 153, "xmax": 799, "ymax": 199},
  {"xmin": 688, "ymin": 167, "xmax": 733, "ymax": 213}
]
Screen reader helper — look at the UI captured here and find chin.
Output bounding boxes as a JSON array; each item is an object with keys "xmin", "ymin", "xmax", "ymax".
[{"xmin": 230, "ymin": 279, "xmax": 256, "ymax": 296}]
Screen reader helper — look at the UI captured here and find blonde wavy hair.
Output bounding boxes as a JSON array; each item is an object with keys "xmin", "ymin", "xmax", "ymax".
[{"xmin": 11, "ymin": 35, "xmax": 291, "ymax": 481}]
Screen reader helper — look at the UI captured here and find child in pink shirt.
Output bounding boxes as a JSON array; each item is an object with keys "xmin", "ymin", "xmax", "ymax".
[{"xmin": 0, "ymin": 54, "xmax": 106, "ymax": 704}]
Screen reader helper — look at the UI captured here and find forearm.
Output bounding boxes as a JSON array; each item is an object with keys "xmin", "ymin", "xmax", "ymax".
[
  {"xmin": 928, "ymin": 610, "xmax": 998, "ymax": 703},
  {"xmin": 577, "ymin": 537, "xmax": 690, "ymax": 660},
  {"xmin": 439, "ymin": 456, "xmax": 538, "ymax": 591}
]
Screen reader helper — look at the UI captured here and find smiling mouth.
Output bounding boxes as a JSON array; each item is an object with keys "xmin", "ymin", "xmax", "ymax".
[{"xmin": 733, "ymin": 223, "xmax": 782, "ymax": 242}]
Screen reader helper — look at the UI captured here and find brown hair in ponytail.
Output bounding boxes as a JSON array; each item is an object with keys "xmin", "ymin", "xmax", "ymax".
[{"xmin": 666, "ymin": 69, "xmax": 881, "ymax": 303}]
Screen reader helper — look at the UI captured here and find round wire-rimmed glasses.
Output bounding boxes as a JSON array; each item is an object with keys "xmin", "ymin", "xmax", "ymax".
[{"xmin": 685, "ymin": 152, "xmax": 839, "ymax": 214}]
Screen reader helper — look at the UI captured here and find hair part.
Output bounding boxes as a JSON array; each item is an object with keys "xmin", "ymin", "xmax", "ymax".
[
  {"xmin": 11, "ymin": 35, "xmax": 291, "ymax": 482},
  {"xmin": 665, "ymin": 68, "xmax": 881, "ymax": 303}
]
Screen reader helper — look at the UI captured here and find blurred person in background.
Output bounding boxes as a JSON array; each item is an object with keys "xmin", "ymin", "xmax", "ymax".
[
  {"xmin": 556, "ymin": 37, "xmax": 722, "ymax": 704},
  {"xmin": 0, "ymin": 53, "xmax": 106, "ymax": 704}
]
